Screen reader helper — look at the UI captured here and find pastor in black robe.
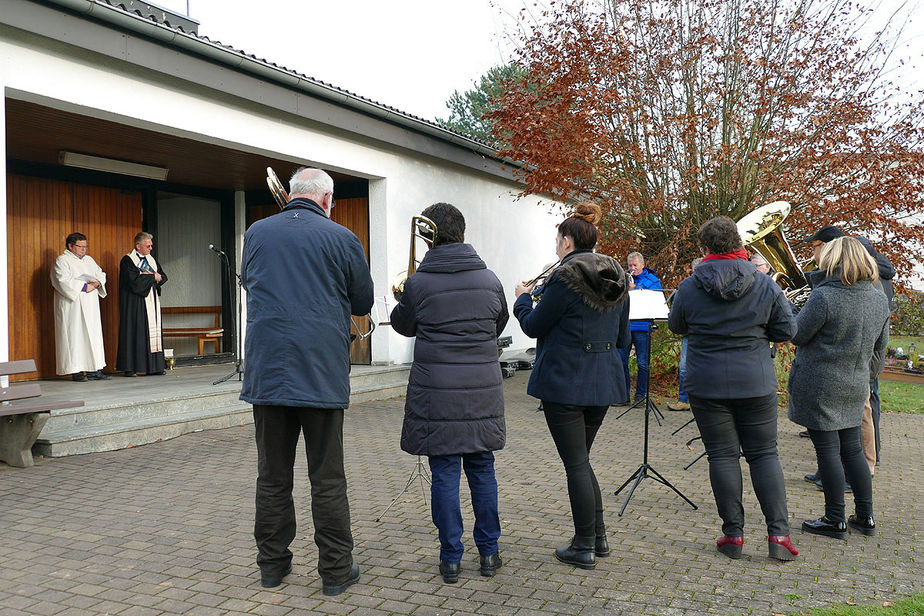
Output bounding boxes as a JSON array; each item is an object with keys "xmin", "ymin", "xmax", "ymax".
[{"xmin": 116, "ymin": 251, "xmax": 168, "ymax": 374}]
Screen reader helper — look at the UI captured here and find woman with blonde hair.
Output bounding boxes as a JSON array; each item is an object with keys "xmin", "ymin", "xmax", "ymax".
[
  {"xmin": 789, "ymin": 236, "xmax": 890, "ymax": 539},
  {"xmin": 513, "ymin": 202, "xmax": 630, "ymax": 569}
]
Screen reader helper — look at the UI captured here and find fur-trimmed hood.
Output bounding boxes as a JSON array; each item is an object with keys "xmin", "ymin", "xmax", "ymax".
[{"xmin": 554, "ymin": 250, "xmax": 629, "ymax": 312}]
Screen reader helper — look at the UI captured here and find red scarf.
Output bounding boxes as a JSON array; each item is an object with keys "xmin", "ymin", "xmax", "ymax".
[{"xmin": 701, "ymin": 248, "xmax": 749, "ymax": 262}]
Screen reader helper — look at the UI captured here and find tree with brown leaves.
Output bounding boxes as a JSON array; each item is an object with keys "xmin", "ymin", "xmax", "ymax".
[{"xmin": 490, "ymin": 0, "xmax": 924, "ymax": 288}]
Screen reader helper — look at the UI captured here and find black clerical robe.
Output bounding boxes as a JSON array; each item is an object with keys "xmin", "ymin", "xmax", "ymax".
[{"xmin": 116, "ymin": 252, "xmax": 168, "ymax": 374}]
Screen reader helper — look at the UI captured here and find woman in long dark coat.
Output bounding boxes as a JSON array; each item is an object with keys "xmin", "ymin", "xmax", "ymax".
[
  {"xmin": 390, "ymin": 202, "xmax": 508, "ymax": 584},
  {"xmin": 789, "ymin": 236, "xmax": 890, "ymax": 539},
  {"xmin": 668, "ymin": 217, "xmax": 798, "ymax": 561},
  {"xmin": 513, "ymin": 202, "xmax": 630, "ymax": 570}
]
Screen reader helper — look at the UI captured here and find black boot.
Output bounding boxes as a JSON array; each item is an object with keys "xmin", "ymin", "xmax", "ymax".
[
  {"xmin": 555, "ymin": 535, "xmax": 596, "ymax": 569},
  {"xmin": 801, "ymin": 516, "xmax": 847, "ymax": 539},
  {"xmin": 847, "ymin": 514, "xmax": 876, "ymax": 536},
  {"xmin": 595, "ymin": 532, "xmax": 610, "ymax": 557}
]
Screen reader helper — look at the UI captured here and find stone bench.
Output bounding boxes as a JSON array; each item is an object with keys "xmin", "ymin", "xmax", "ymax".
[{"xmin": 1, "ymin": 359, "xmax": 83, "ymax": 467}]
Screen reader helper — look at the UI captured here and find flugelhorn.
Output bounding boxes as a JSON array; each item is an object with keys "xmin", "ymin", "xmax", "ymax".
[
  {"xmin": 391, "ymin": 215, "xmax": 438, "ymax": 302},
  {"xmin": 265, "ymin": 166, "xmax": 375, "ymax": 340},
  {"xmin": 525, "ymin": 260, "xmax": 559, "ymax": 302},
  {"xmin": 736, "ymin": 201, "xmax": 812, "ymax": 307}
]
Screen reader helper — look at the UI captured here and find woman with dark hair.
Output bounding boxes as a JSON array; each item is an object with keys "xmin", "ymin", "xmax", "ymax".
[
  {"xmin": 668, "ymin": 216, "xmax": 798, "ymax": 561},
  {"xmin": 513, "ymin": 202, "xmax": 630, "ymax": 569},
  {"xmin": 789, "ymin": 236, "xmax": 889, "ymax": 539}
]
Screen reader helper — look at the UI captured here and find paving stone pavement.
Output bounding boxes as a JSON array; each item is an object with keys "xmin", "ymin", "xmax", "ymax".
[{"xmin": 1, "ymin": 371, "xmax": 921, "ymax": 615}]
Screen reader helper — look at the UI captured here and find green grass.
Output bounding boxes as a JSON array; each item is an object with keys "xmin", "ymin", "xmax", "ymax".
[
  {"xmin": 788, "ymin": 592, "xmax": 924, "ymax": 615},
  {"xmin": 887, "ymin": 334, "xmax": 924, "ymax": 357},
  {"xmin": 879, "ymin": 380, "xmax": 924, "ymax": 414}
]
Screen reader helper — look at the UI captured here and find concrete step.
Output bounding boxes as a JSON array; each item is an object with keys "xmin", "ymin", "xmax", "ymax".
[
  {"xmin": 34, "ymin": 364, "xmax": 410, "ymax": 458},
  {"xmin": 35, "ymin": 404, "xmax": 253, "ymax": 458}
]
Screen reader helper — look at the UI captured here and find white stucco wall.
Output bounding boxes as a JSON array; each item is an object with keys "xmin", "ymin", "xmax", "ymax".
[{"xmin": 0, "ymin": 34, "xmax": 563, "ymax": 364}]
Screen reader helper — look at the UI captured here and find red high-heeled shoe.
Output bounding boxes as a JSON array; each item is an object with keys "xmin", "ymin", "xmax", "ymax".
[
  {"xmin": 716, "ymin": 535, "xmax": 744, "ymax": 559},
  {"xmin": 768, "ymin": 535, "xmax": 798, "ymax": 561}
]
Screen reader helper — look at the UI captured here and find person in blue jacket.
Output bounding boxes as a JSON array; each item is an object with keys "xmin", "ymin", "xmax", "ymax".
[
  {"xmin": 514, "ymin": 202, "xmax": 630, "ymax": 570},
  {"xmin": 618, "ymin": 252, "xmax": 661, "ymax": 402},
  {"xmin": 390, "ymin": 202, "xmax": 509, "ymax": 584},
  {"xmin": 241, "ymin": 167, "xmax": 373, "ymax": 596}
]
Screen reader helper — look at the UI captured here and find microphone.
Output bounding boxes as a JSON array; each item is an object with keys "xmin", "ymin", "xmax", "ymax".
[{"xmin": 208, "ymin": 244, "xmax": 226, "ymax": 256}]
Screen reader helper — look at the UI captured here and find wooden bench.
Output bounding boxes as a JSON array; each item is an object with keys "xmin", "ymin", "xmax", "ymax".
[
  {"xmin": 162, "ymin": 306, "xmax": 224, "ymax": 355},
  {"xmin": 1, "ymin": 359, "xmax": 83, "ymax": 467}
]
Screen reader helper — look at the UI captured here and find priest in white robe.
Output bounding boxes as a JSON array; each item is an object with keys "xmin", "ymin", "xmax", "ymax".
[{"xmin": 51, "ymin": 232, "xmax": 111, "ymax": 381}]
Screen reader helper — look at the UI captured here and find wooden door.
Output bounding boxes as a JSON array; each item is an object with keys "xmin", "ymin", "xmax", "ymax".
[
  {"xmin": 247, "ymin": 197, "xmax": 372, "ymax": 364},
  {"xmin": 6, "ymin": 174, "xmax": 142, "ymax": 378}
]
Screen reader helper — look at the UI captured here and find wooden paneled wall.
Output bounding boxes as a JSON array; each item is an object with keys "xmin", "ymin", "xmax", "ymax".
[
  {"xmin": 247, "ymin": 197, "xmax": 372, "ymax": 364},
  {"xmin": 6, "ymin": 174, "xmax": 142, "ymax": 378}
]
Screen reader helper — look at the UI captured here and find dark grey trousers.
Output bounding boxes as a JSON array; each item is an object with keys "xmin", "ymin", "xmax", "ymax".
[
  {"xmin": 253, "ymin": 405, "xmax": 354, "ymax": 585},
  {"xmin": 808, "ymin": 426, "xmax": 873, "ymax": 523},
  {"xmin": 690, "ymin": 393, "xmax": 790, "ymax": 537}
]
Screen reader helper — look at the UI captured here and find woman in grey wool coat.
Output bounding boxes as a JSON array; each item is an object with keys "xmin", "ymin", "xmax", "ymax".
[{"xmin": 788, "ymin": 236, "xmax": 890, "ymax": 540}]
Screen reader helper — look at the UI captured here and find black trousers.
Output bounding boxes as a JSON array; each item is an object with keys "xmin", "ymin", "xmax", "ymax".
[
  {"xmin": 253, "ymin": 405, "xmax": 353, "ymax": 584},
  {"xmin": 542, "ymin": 401, "xmax": 609, "ymax": 538},
  {"xmin": 690, "ymin": 394, "xmax": 790, "ymax": 537},
  {"xmin": 808, "ymin": 426, "xmax": 873, "ymax": 523}
]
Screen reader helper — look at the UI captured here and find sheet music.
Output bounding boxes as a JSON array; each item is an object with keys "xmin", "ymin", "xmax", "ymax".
[{"xmin": 628, "ymin": 289, "xmax": 669, "ymax": 321}]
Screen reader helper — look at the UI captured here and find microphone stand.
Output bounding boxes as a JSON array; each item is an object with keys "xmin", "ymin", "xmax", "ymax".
[{"xmin": 211, "ymin": 246, "xmax": 244, "ymax": 385}]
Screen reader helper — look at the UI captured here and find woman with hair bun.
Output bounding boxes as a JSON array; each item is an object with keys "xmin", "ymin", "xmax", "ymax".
[{"xmin": 513, "ymin": 202, "xmax": 631, "ymax": 569}]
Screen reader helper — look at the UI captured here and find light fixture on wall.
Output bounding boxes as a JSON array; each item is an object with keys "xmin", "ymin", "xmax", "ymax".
[{"xmin": 58, "ymin": 151, "xmax": 169, "ymax": 181}]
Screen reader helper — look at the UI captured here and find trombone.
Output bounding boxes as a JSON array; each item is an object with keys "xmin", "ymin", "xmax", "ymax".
[
  {"xmin": 390, "ymin": 215, "xmax": 438, "ymax": 302},
  {"xmin": 266, "ymin": 167, "xmax": 375, "ymax": 340}
]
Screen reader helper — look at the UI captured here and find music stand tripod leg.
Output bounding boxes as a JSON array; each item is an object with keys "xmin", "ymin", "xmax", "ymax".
[{"xmin": 375, "ymin": 455, "xmax": 431, "ymax": 522}]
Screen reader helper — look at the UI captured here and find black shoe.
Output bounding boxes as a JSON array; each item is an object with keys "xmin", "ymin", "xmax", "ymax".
[
  {"xmin": 595, "ymin": 534, "xmax": 611, "ymax": 557},
  {"xmin": 847, "ymin": 514, "xmax": 876, "ymax": 536},
  {"xmin": 555, "ymin": 536, "xmax": 596, "ymax": 569},
  {"xmin": 260, "ymin": 563, "xmax": 292, "ymax": 589},
  {"xmin": 804, "ymin": 472, "xmax": 820, "ymax": 483},
  {"xmin": 801, "ymin": 516, "xmax": 847, "ymax": 539},
  {"xmin": 634, "ymin": 395, "xmax": 646, "ymax": 403},
  {"xmin": 86, "ymin": 371, "xmax": 111, "ymax": 380},
  {"xmin": 799, "ymin": 430, "xmax": 810, "ymax": 438},
  {"xmin": 438, "ymin": 560, "xmax": 461, "ymax": 584},
  {"xmin": 479, "ymin": 553, "xmax": 502, "ymax": 577},
  {"xmin": 123, "ymin": 371, "xmax": 137, "ymax": 377},
  {"xmin": 72, "ymin": 372, "xmax": 88, "ymax": 382},
  {"xmin": 613, "ymin": 400, "xmax": 630, "ymax": 407},
  {"xmin": 322, "ymin": 563, "xmax": 360, "ymax": 596}
]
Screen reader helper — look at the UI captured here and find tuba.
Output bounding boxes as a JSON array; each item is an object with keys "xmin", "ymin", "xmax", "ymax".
[
  {"xmin": 736, "ymin": 201, "xmax": 812, "ymax": 307},
  {"xmin": 391, "ymin": 216, "xmax": 438, "ymax": 302},
  {"xmin": 266, "ymin": 167, "xmax": 375, "ymax": 340}
]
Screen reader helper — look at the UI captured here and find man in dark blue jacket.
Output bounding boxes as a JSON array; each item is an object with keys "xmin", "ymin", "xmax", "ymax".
[
  {"xmin": 241, "ymin": 167, "xmax": 373, "ymax": 596},
  {"xmin": 618, "ymin": 251, "xmax": 662, "ymax": 402},
  {"xmin": 390, "ymin": 202, "xmax": 508, "ymax": 584}
]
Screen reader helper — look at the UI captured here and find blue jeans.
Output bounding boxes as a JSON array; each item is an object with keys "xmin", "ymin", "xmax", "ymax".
[
  {"xmin": 678, "ymin": 337, "xmax": 689, "ymax": 403},
  {"xmin": 428, "ymin": 452, "xmax": 500, "ymax": 563},
  {"xmin": 618, "ymin": 330, "xmax": 650, "ymax": 399},
  {"xmin": 870, "ymin": 378, "xmax": 881, "ymax": 463}
]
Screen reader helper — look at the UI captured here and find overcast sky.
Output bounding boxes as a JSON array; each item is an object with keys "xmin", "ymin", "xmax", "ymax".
[{"xmin": 154, "ymin": 0, "xmax": 924, "ymax": 123}]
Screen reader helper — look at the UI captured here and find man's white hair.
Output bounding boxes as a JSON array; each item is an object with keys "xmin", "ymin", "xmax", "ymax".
[
  {"xmin": 289, "ymin": 168, "xmax": 334, "ymax": 198},
  {"xmin": 627, "ymin": 251, "xmax": 644, "ymax": 264},
  {"xmin": 750, "ymin": 253, "xmax": 769, "ymax": 265}
]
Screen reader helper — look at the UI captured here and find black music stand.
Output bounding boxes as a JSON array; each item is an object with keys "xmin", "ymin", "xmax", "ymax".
[
  {"xmin": 375, "ymin": 455, "xmax": 431, "ymax": 522},
  {"xmin": 611, "ymin": 291, "xmax": 697, "ymax": 515},
  {"xmin": 613, "ymin": 321, "xmax": 664, "ymax": 426}
]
